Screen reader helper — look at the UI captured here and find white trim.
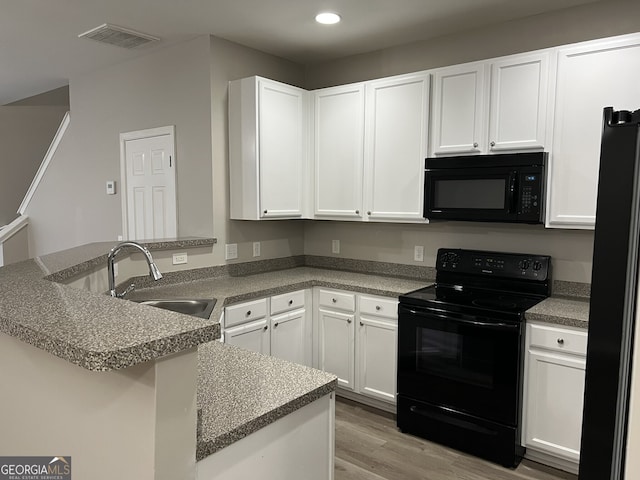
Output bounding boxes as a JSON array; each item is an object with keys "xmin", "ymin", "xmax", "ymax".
[
  {"xmin": 119, "ymin": 125, "xmax": 176, "ymax": 240},
  {"xmin": 0, "ymin": 215, "xmax": 28, "ymax": 243},
  {"xmin": 18, "ymin": 112, "xmax": 70, "ymax": 215}
]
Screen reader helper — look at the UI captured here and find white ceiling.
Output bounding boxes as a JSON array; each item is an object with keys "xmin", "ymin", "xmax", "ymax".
[{"xmin": 0, "ymin": 0, "xmax": 606, "ymax": 105}]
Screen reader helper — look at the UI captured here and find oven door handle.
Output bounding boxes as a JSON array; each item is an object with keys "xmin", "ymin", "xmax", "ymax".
[{"xmin": 403, "ymin": 308, "xmax": 519, "ymax": 331}]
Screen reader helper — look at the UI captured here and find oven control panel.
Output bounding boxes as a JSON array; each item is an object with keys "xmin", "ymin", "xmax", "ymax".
[{"xmin": 437, "ymin": 248, "xmax": 550, "ymax": 280}]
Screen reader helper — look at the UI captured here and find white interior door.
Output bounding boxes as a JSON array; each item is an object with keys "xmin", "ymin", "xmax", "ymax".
[{"xmin": 122, "ymin": 129, "xmax": 176, "ymax": 240}]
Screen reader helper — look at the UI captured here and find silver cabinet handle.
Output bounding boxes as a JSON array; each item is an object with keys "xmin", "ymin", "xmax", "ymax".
[
  {"xmin": 557, "ymin": 338, "xmax": 565, "ymax": 345},
  {"xmin": 263, "ymin": 325, "xmax": 268, "ymax": 331},
  {"xmin": 246, "ymin": 310, "xmax": 251, "ymax": 316},
  {"xmin": 490, "ymin": 141, "xmax": 496, "ymax": 147},
  {"xmin": 473, "ymin": 142, "xmax": 479, "ymax": 148},
  {"xmin": 375, "ymin": 305, "xmax": 381, "ymax": 311}
]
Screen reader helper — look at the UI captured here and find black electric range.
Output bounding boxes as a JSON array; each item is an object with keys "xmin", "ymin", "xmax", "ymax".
[{"xmin": 397, "ymin": 248, "xmax": 551, "ymax": 467}]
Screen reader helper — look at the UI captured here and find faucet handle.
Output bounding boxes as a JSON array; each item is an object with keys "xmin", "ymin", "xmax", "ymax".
[{"xmin": 117, "ymin": 283, "xmax": 136, "ymax": 299}]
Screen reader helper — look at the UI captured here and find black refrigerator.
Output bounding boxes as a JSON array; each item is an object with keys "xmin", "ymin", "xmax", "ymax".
[{"xmin": 580, "ymin": 107, "xmax": 640, "ymax": 479}]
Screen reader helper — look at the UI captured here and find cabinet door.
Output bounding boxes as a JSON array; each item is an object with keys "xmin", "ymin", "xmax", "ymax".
[
  {"xmin": 318, "ymin": 308, "xmax": 355, "ymax": 390},
  {"xmin": 548, "ymin": 35, "xmax": 640, "ymax": 228},
  {"xmin": 431, "ymin": 63, "xmax": 486, "ymax": 155},
  {"xmin": 489, "ymin": 53, "xmax": 549, "ymax": 152},
  {"xmin": 525, "ymin": 350, "xmax": 586, "ymax": 462},
  {"xmin": 364, "ymin": 74, "xmax": 429, "ymax": 221},
  {"xmin": 259, "ymin": 78, "xmax": 307, "ymax": 218},
  {"xmin": 225, "ymin": 318, "xmax": 270, "ymax": 356},
  {"xmin": 271, "ymin": 309, "xmax": 306, "ymax": 366},
  {"xmin": 357, "ymin": 316, "xmax": 397, "ymax": 403},
  {"xmin": 313, "ymin": 84, "xmax": 365, "ymax": 219}
]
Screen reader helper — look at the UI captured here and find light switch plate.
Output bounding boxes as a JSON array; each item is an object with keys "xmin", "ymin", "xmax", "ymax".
[
  {"xmin": 414, "ymin": 245, "xmax": 424, "ymax": 262},
  {"xmin": 225, "ymin": 243, "xmax": 238, "ymax": 260},
  {"xmin": 332, "ymin": 240, "xmax": 340, "ymax": 254},
  {"xmin": 172, "ymin": 252, "xmax": 188, "ymax": 265},
  {"xmin": 106, "ymin": 180, "xmax": 116, "ymax": 195},
  {"xmin": 253, "ymin": 242, "xmax": 261, "ymax": 257}
]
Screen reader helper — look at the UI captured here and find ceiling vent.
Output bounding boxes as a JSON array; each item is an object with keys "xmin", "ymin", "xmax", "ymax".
[{"xmin": 78, "ymin": 23, "xmax": 160, "ymax": 49}]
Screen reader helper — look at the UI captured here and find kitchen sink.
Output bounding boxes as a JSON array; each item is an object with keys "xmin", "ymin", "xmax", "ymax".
[{"xmin": 132, "ymin": 298, "xmax": 216, "ymax": 319}]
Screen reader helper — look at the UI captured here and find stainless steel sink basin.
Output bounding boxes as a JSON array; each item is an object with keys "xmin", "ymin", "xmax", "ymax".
[{"xmin": 132, "ymin": 298, "xmax": 216, "ymax": 319}]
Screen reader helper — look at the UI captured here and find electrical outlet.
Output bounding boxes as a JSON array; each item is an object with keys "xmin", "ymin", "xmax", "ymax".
[
  {"xmin": 225, "ymin": 243, "xmax": 238, "ymax": 260},
  {"xmin": 253, "ymin": 242, "xmax": 261, "ymax": 257},
  {"xmin": 172, "ymin": 252, "xmax": 188, "ymax": 265},
  {"xmin": 332, "ymin": 239, "xmax": 340, "ymax": 254},
  {"xmin": 414, "ymin": 245, "xmax": 424, "ymax": 262}
]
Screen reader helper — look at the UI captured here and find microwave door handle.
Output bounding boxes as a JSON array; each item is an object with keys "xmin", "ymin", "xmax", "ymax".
[{"xmin": 508, "ymin": 171, "xmax": 517, "ymax": 214}]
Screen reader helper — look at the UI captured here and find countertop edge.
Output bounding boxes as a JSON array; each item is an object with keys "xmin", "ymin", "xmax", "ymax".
[{"xmin": 196, "ymin": 379, "xmax": 337, "ymax": 461}]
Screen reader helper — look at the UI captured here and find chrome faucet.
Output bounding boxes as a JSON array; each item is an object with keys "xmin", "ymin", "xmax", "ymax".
[{"xmin": 107, "ymin": 241, "xmax": 163, "ymax": 298}]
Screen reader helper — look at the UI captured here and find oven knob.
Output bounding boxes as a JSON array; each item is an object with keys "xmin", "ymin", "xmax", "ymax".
[
  {"xmin": 519, "ymin": 260, "xmax": 530, "ymax": 270},
  {"xmin": 533, "ymin": 261, "xmax": 542, "ymax": 271}
]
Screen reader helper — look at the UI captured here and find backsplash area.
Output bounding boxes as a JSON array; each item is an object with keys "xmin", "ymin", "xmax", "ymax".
[{"xmin": 302, "ymin": 220, "xmax": 594, "ymax": 283}]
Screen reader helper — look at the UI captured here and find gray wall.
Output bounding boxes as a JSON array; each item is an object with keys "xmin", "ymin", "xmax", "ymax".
[
  {"xmin": 305, "ymin": 0, "xmax": 640, "ymax": 88},
  {"xmin": 0, "ymin": 106, "xmax": 67, "ymax": 226},
  {"xmin": 26, "ymin": 36, "xmax": 213, "ymax": 256},
  {"xmin": 209, "ymin": 36, "xmax": 307, "ymax": 265},
  {"xmin": 6, "ymin": 86, "xmax": 70, "ymax": 106}
]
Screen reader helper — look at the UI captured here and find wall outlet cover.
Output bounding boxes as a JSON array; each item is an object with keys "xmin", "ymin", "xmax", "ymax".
[
  {"xmin": 253, "ymin": 242, "xmax": 261, "ymax": 257},
  {"xmin": 225, "ymin": 243, "xmax": 238, "ymax": 260},
  {"xmin": 332, "ymin": 239, "xmax": 340, "ymax": 254},
  {"xmin": 414, "ymin": 245, "xmax": 424, "ymax": 262},
  {"xmin": 172, "ymin": 252, "xmax": 188, "ymax": 265}
]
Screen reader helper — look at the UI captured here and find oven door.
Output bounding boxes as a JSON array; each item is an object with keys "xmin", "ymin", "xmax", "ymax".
[
  {"xmin": 424, "ymin": 166, "xmax": 519, "ymax": 222},
  {"xmin": 397, "ymin": 304, "xmax": 522, "ymax": 426}
]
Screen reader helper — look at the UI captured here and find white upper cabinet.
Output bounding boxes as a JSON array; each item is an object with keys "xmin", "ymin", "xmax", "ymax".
[
  {"xmin": 432, "ymin": 62, "xmax": 486, "ymax": 155},
  {"xmin": 489, "ymin": 53, "xmax": 549, "ymax": 151},
  {"xmin": 364, "ymin": 73, "xmax": 430, "ymax": 222},
  {"xmin": 229, "ymin": 76, "xmax": 309, "ymax": 220},
  {"xmin": 313, "ymin": 84, "xmax": 366, "ymax": 219},
  {"xmin": 431, "ymin": 52, "xmax": 549, "ymax": 156},
  {"xmin": 547, "ymin": 34, "xmax": 640, "ymax": 229}
]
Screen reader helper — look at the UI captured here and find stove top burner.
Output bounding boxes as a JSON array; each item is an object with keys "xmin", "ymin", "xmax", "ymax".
[{"xmin": 400, "ymin": 284, "xmax": 545, "ymax": 316}]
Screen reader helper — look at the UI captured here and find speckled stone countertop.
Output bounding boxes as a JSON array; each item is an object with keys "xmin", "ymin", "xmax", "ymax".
[
  {"xmin": 196, "ymin": 341, "xmax": 337, "ymax": 460},
  {"xmin": 126, "ymin": 266, "xmax": 430, "ymax": 325},
  {"xmin": 0, "ymin": 239, "xmax": 219, "ymax": 371},
  {"xmin": 525, "ymin": 296, "xmax": 590, "ymax": 329}
]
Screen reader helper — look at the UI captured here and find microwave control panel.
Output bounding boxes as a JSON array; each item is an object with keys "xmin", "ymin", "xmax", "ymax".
[{"xmin": 518, "ymin": 172, "xmax": 543, "ymax": 219}]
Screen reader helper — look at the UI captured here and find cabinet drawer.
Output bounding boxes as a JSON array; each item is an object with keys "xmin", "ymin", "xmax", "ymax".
[
  {"xmin": 318, "ymin": 289, "xmax": 356, "ymax": 312},
  {"xmin": 225, "ymin": 298, "xmax": 268, "ymax": 328},
  {"xmin": 360, "ymin": 295, "xmax": 398, "ymax": 319},
  {"xmin": 271, "ymin": 290, "xmax": 306, "ymax": 315},
  {"xmin": 529, "ymin": 323, "xmax": 588, "ymax": 356}
]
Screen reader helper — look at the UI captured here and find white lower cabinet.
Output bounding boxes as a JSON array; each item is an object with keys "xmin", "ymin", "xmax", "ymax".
[
  {"xmin": 225, "ymin": 318, "xmax": 270, "ymax": 355},
  {"xmin": 523, "ymin": 321, "xmax": 588, "ymax": 473},
  {"xmin": 224, "ymin": 290, "xmax": 311, "ymax": 367},
  {"xmin": 315, "ymin": 288, "xmax": 398, "ymax": 407},
  {"xmin": 318, "ymin": 307, "xmax": 356, "ymax": 390}
]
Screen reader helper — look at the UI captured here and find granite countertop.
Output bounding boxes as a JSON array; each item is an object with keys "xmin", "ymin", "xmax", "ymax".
[
  {"xmin": 525, "ymin": 296, "xmax": 590, "ymax": 329},
  {"xmin": 196, "ymin": 341, "xmax": 336, "ymax": 460},
  {"xmin": 0, "ymin": 239, "xmax": 220, "ymax": 371}
]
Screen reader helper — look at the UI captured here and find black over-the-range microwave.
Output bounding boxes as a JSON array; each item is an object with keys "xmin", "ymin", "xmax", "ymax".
[{"xmin": 424, "ymin": 152, "xmax": 547, "ymax": 224}]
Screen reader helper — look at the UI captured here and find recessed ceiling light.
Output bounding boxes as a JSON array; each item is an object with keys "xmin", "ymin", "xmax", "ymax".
[{"xmin": 315, "ymin": 12, "xmax": 341, "ymax": 25}]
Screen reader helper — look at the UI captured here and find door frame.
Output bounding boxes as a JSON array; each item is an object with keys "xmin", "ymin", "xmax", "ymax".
[{"xmin": 119, "ymin": 125, "xmax": 176, "ymax": 240}]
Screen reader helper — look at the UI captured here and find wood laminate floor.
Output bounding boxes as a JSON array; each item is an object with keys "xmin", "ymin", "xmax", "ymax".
[{"xmin": 334, "ymin": 399, "xmax": 578, "ymax": 480}]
